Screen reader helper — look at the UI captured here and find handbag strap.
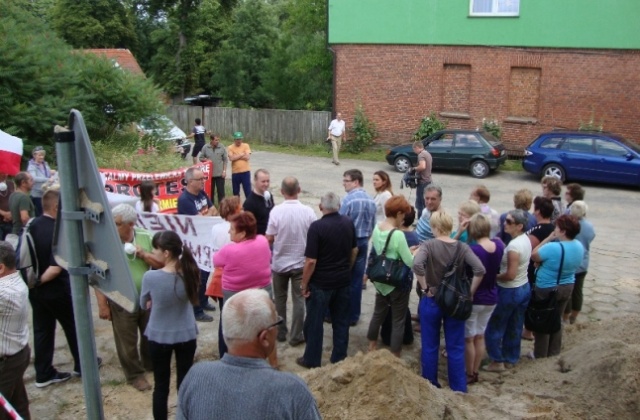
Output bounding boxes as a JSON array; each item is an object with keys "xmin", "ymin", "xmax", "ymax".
[
  {"xmin": 556, "ymin": 243, "xmax": 565, "ymax": 285},
  {"xmin": 380, "ymin": 228, "xmax": 397, "ymax": 257}
]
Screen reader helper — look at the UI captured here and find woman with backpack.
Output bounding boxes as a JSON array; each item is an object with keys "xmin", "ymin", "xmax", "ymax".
[{"xmin": 413, "ymin": 211, "xmax": 485, "ymax": 393}]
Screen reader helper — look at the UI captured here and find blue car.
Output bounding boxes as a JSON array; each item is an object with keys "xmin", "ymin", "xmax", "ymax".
[{"xmin": 522, "ymin": 130, "xmax": 640, "ymax": 186}]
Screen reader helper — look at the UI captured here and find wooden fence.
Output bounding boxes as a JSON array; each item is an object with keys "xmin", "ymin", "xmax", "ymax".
[{"xmin": 166, "ymin": 106, "xmax": 331, "ymax": 145}]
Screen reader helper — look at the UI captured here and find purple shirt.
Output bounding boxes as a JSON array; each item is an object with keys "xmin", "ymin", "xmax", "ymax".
[{"xmin": 470, "ymin": 239, "xmax": 505, "ymax": 305}]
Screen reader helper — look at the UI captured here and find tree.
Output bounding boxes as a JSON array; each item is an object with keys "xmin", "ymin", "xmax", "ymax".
[
  {"xmin": 0, "ymin": 1, "xmax": 162, "ymax": 151},
  {"xmin": 211, "ymin": 0, "xmax": 278, "ymax": 107},
  {"xmin": 51, "ymin": 0, "xmax": 137, "ymax": 48}
]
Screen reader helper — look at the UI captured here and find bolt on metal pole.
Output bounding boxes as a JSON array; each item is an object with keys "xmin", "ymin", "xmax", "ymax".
[{"xmin": 54, "ymin": 128, "xmax": 104, "ymax": 420}]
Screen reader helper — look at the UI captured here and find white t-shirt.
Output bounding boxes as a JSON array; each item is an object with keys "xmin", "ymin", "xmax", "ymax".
[
  {"xmin": 497, "ymin": 233, "xmax": 531, "ymax": 288},
  {"xmin": 328, "ymin": 119, "xmax": 346, "ymax": 137},
  {"xmin": 135, "ymin": 200, "xmax": 159, "ymax": 213},
  {"xmin": 373, "ymin": 190, "xmax": 392, "ymax": 223}
]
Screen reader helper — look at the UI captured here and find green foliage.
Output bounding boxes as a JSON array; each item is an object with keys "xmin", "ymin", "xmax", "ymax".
[
  {"xmin": 482, "ymin": 117, "xmax": 502, "ymax": 139},
  {"xmin": 93, "ymin": 130, "xmax": 186, "ymax": 172},
  {"xmin": 51, "ymin": 0, "xmax": 137, "ymax": 48},
  {"xmin": 0, "ymin": 2, "xmax": 163, "ymax": 153},
  {"xmin": 211, "ymin": 0, "xmax": 278, "ymax": 107},
  {"xmin": 413, "ymin": 112, "xmax": 447, "ymax": 140},
  {"xmin": 578, "ymin": 110, "xmax": 604, "ymax": 132},
  {"xmin": 344, "ymin": 104, "xmax": 377, "ymax": 154}
]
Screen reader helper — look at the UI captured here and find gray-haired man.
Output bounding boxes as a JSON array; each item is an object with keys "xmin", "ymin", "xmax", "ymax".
[{"xmin": 177, "ymin": 289, "xmax": 321, "ymax": 420}]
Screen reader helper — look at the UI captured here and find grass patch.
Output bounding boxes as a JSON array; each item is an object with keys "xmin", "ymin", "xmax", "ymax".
[
  {"xmin": 249, "ymin": 141, "xmax": 387, "ymax": 163},
  {"xmin": 501, "ymin": 159, "xmax": 524, "ymax": 172}
]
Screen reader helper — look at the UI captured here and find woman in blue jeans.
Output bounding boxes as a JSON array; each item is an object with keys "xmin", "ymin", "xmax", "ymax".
[
  {"xmin": 484, "ymin": 210, "xmax": 532, "ymax": 372},
  {"xmin": 140, "ymin": 231, "xmax": 200, "ymax": 420},
  {"xmin": 413, "ymin": 211, "xmax": 485, "ymax": 392}
]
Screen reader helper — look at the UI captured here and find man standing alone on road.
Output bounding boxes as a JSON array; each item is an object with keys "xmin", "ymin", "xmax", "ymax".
[
  {"xmin": 265, "ymin": 177, "xmax": 316, "ymax": 347},
  {"xmin": 339, "ymin": 169, "xmax": 376, "ymax": 326},
  {"xmin": 198, "ymin": 134, "xmax": 228, "ymax": 206},
  {"xmin": 328, "ymin": 112, "xmax": 346, "ymax": 166},
  {"xmin": 412, "ymin": 141, "xmax": 433, "ymax": 218},
  {"xmin": 227, "ymin": 132, "xmax": 252, "ymax": 199}
]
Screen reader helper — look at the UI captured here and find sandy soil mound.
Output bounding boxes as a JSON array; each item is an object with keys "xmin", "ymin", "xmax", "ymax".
[{"xmin": 300, "ymin": 350, "xmax": 475, "ymax": 420}]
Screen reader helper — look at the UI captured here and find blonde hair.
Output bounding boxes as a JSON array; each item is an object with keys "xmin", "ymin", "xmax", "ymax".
[
  {"xmin": 458, "ymin": 200, "xmax": 481, "ymax": 218},
  {"xmin": 430, "ymin": 211, "xmax": 453, "ymax": 236},
  {"xmin": 569, "ymin": 200, "xmax": 588, "ymax": 219},
  {"xmin": 468, "ymin": 213, "xmax": 491, "ymax": 240}
]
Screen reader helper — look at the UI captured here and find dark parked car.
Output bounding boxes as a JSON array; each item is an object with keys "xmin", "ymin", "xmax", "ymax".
[
  {"xmin": 522, "ymin": 130, "xmax": 640, "ymax": 186},
  {"xmin": 385, "ymin": 130, "xmax": 507, "ymax": 178}
]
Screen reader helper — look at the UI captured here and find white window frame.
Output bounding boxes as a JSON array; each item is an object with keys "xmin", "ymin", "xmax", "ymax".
[{"xmin": 470, "ymin": 0, "xmax": 520, "ymax": 17}]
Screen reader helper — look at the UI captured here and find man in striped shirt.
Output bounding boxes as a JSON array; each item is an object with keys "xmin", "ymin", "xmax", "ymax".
[
  {"xmin": 0, "ymin": 240, "xmax": 31, "ymax": 420},
  {"xmin": 266, "ymin": 177, "xmax": 317, "ymax": 346}
]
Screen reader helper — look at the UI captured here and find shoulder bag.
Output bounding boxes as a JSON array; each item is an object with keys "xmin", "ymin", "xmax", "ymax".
[
  {"xmin": 366, "ymin": 229, "xmax": 405, "ymax": 287},
  {"xmin": 434, "ymin": 242, "xmax": 473, "ymax": 320},
  {"xmin": 524, "ymin": 243, "xmax": 564, "ymax": 334}
]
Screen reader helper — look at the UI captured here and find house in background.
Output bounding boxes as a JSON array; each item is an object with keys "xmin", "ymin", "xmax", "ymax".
[
  {"xmin": 328, "ymin": 0, "xmax": 640, "ymax": 153},
  {"xmin": 82, "ymin": 48, "xmax": 145, "ymax": 77}
]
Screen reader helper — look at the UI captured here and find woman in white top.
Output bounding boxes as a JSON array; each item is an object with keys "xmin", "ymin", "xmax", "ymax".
[
  {"xmin": 483, "ymin": 209, "xmax": 532, "ymax": 372},
  {"xmin": 135, "ymin": 180, "xmax": 160, "ymax": 213},
  {"xmin": 372, "ymin": 170, "xmax": 393, "ymax": 223}
]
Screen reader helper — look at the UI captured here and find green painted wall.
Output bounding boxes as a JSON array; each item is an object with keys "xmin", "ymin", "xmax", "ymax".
[{"xmin": 328, "ymin": 0, "xmax": 640, "ymax": 49}]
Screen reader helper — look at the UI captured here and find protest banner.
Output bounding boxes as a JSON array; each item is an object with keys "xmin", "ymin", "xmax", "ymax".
[
  {"xmin": 135, "ymin": 211, "xmax": 222, "ymax": 272},
  {"xmin": 100, "ymin": 161, "xmax": 213, "ymax": 213}
]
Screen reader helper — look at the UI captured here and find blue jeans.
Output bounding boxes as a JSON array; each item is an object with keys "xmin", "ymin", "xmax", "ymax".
[
  {"xmin": 419, "ymin": 295, "xmax": 467, "ymax": 392},
  {"xmin": 349, "ymin": 237, "xmax": 369, "ymax": 324},
  {"xmin": 231, "ymin": 171, "xmax": 251, "ymax": 199},
  {"xmin": 485, "ymin": 283, "xmax": 531, "ymax": 364},
  {"xmin": 193, "ymin": 269, "xmax": 210, "ymax": 317},
  {"xmin": 302, "ymin": 284, "xmax": 350, "ymax": 368}
]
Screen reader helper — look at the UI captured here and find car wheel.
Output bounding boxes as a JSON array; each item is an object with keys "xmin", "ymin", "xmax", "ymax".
[
  {"xmin": 542, "ymin": 163, "xmax": 566, "ymax": 182},
  {"xmin": 470, "ymin": 160, "xmax": 489, "ymax": 178},
  {"xmin": 394, "ymin": 156, "xmax": 411, "ymax": 173}
]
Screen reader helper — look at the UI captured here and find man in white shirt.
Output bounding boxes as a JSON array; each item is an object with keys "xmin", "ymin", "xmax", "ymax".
[
  {"xmin": 327, "ymin": 112, "xmax": 346, "ymax": 166},
  {"xmin": 0, "ymin": 241, "xmax": 31, "ymax": 420},
  {"xmin": 266, "ymin": 177, "xmax": 316, "ymax": 346}
]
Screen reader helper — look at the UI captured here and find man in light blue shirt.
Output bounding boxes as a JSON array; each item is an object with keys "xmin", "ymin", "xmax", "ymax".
[
  {"xmin": 339, "ymin": 169, "xmax": 376, "ymax": 325},
  {"xmin": 415, "ymin": 184, "xmax": 443, "ymax": 243}
]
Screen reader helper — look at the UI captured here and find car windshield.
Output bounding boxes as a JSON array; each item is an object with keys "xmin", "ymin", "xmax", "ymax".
[{"xmin": 140, "ymin": 116, "xmax": 171, "ymax": 130}]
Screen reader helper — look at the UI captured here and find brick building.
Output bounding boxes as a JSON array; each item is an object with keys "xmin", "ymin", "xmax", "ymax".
[{"xmin": 329, "ymin": 1, "xmax": 640, "ymax": 153}]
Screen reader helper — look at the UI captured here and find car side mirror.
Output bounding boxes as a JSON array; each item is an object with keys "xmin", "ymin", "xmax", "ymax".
[{"xmin": 626, "ymin": 152, "xmax": 635, "ymax": 161}]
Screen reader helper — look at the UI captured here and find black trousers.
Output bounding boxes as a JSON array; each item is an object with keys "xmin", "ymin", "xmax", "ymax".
[
  {"xmin": 148, "ymin": 339, "xmax": 196, "ymax": 420},
  {"xmin": 29, "ymin": 283, "xmax": 80, "ymax": 382},
  {"xmin": 211, "ymin": 176, "xmax": 226, "ymax": 206}
]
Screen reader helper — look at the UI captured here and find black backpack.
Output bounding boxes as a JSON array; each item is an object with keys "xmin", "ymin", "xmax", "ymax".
[{"xmin": 16, "ymin": 218, "xmax": 39, "ymax": 288}]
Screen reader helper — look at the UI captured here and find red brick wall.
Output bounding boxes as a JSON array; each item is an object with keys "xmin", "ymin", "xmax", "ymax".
[{"xmin": 333, "ymin": 45, "xmax": 640, "ymax": 153}]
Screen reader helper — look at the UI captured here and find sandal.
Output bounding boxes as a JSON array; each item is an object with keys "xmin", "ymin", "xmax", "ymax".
[
  {"xmin": 466, "ymin": 372, "xmax": 479, "ymax": 384},
  {"xmin": 481, "ymin": 363, "xmax": 506, "ymax": 373}
]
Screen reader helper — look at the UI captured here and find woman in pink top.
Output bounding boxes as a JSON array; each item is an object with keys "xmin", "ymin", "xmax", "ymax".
[
  {"xmin": 213, "ymin": 211, "xmax": 276, "ymax": 366},
  {"xmin": 214, "ymin": 212, "xmax": 272, "ymax": 293}
]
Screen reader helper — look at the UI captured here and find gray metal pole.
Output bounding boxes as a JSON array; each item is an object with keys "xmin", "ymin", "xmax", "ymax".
[{"xmin": 55, "ymin": 129, "xmax": 104, "ymax": 420}]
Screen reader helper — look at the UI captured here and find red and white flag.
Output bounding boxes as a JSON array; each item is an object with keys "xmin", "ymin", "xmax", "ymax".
[{"xmin": 0, "ymin": 130, "xmax": 23, "ymax": 176}]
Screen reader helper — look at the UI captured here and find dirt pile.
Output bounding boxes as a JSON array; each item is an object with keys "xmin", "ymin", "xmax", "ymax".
[{"xmin": 300, "ymin": 350, "xmax": 474, "ymax": 420}]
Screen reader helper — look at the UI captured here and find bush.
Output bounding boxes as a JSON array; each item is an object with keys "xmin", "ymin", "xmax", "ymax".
[
  {"xmin": 482, "ymin": 118, "xmax": 502, "ymax": 139},
  {"xmin": 344, "ymin": 103, "xmax": 377, "ymax": 154},
  {"xmin": 413, "ymin": 112, "xmax": 447, "ymax": 140}
]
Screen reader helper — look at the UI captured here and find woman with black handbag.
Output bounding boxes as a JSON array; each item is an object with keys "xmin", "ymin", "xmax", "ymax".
[
  {"xmin": 530, "ymin": 214, "xmax": 584, "ymax": 358},
  {"xmin": 366, "ymin": 196, "xmax": 415, "ymax": 357},
  {"xmin": 412, "ymin": 211, "xmax": 485, "ymax": 393}
]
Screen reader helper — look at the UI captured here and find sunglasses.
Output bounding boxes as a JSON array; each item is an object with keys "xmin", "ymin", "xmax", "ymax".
[{"xmin": 505, "ymin": 218, "xmax": 515, "ymax": 225}]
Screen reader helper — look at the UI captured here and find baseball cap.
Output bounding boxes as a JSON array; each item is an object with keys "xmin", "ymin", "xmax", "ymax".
[{"xmin": 233, "ymin": 131, "xmax": 243, "ymax": 140}]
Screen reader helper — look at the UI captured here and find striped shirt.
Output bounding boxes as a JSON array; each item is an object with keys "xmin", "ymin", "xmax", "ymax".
[
  {"xmin": 266, "ymin": 200, "xmax": 317, "ymax": 273},
  {"xmin": 0, "ymin": 271, "xmax": 30, "ymax": 357},
  {"xmin": 339, "ymin": 188, "xmax": 376, "ymax": 239}
]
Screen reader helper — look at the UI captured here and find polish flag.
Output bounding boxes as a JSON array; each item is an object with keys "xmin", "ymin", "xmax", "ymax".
[{"xmin": 0, "ymin": 130, "xmax": 23, "ymax": 176}]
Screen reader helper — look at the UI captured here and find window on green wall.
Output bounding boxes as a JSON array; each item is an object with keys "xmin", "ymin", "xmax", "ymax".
[{"xmin": 470, "ymin": 0, "xmax": 519, "ymax": 16}]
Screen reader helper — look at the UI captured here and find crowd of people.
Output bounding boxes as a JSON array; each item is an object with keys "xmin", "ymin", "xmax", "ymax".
[{"xmin": 0, "ymin": 133, "xmax": 597, "ymax": 419}]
